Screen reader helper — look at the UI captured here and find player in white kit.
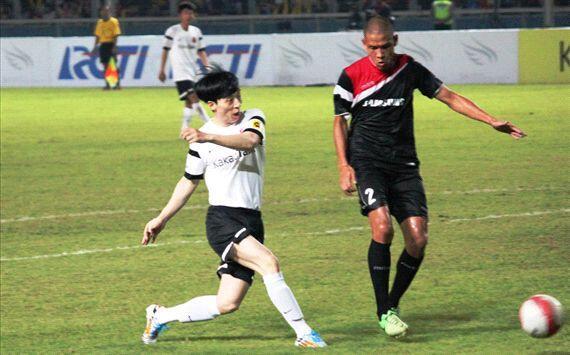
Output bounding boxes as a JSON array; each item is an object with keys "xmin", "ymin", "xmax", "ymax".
[
  {"xmin": 159, "ymin": 1, "xmax": 210, "ymax": 133},
  {"xmin": 141, "ymin": 70, "xmax": 327, "ymax": 348}
]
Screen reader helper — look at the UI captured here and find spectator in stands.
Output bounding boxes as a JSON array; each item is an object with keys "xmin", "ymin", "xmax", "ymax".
[
  {"xmin": 432, "ymin": 0, "xmax": 454, "ymax": 29},
  {"xmin": 347, "ymin": 3, "xmax": 363, "ymax": 29},
  {"xmin": 364, "ymin": 0, "xmax": 394, "ymax": 23}
]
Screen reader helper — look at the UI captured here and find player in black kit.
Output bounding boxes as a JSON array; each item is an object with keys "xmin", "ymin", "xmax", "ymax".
[{"xmin": 333, "ymin": 16, "xmax": 526, "ymax": 338}]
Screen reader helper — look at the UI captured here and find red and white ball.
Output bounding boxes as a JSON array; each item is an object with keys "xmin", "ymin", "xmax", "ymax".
[{"xmin": 519, "ymin": 294, "xmax": 564, "ymax": 338}]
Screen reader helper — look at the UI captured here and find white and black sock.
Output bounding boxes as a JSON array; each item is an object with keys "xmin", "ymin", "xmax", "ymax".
[
  {"xmin": 156, "ymin": 295, "xmax": 220, "ymax": 324},
  {"xmin": 192, "ymin": 102, "xmax": 209, "ymax": 122},
  {"xmin": 263, "ymin": 272, "xmax": 312, "ymax": 338}
]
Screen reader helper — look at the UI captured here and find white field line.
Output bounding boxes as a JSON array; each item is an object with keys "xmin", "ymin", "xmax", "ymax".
[
  {"xmin": 447, "ymin": 208, "xmax": 570, "ymax": 223},
  {"xmin": 1, "ymin": 186, "xmax": 566, "ymax": 225},
  {"xmin": 2, "ymin": 208, "xmax": 568, "ymax": 262}
]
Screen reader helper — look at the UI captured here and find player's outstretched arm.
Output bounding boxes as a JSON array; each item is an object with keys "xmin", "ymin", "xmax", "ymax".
[
  {"xmin": 181, "ymin": 129, "xmax": 261, "ymax": 151},
  {"xmin": 333, "ymin": 115, "xmax": 357, "ymax": 195},
  {"xmin": 142, "ymin": 177, "xmax": 200, "ymax": 245},
  {"xmin": 158, "ymin": 48, "xmax": 169, "ymax": 82},
  {"xmin": 435, "ymin": 85, "xmax": 527, "ymax": 139}
]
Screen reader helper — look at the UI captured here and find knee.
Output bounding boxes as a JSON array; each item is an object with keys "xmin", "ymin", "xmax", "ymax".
[
  {"xmin": 407, "ymin": 231, "xmax": 428, "ymax": 256},
  {"xmin": 259, "ymin": 253, "xmax": 280, "ymax": 275},
  {"xmin": 371, "ymin": 223, "xmax": 394, "ymax": 243},
  {"xmin": 217, "ymin": 299, "xmax": 240, "ymax": 315}
]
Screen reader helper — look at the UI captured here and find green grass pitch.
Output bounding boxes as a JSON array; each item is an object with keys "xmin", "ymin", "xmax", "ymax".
[{"xmin": 1, "ymin": 84, "xmax": 569, "ymax": 353}]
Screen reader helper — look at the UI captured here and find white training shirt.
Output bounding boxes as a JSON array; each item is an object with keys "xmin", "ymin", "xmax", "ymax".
[
  {"xmin": 184, "ymin": 109, "xmax": 266, "ymax": 210},
  {"xmin": 163, "ymin": 24, "xmax": 205, "ymax": 82}
]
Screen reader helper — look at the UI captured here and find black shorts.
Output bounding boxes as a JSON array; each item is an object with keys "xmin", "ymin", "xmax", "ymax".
[
  {"xmin": 99, "ymin": 42, "xmax": 115, "ymax": 64},
  {"xmin": 206, "ymin": 205, "xmax": 264, "ymax": 285},
  {"xmin": 353, "ymin": 161, "xmax": 428, "ymax": 224},
  {"xmin": 175, "ymin": 80, "xmax": 196, "ymax": 101}
]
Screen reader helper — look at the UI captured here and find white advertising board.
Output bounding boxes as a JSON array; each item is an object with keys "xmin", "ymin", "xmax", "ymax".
[{"xmin": 1, "ymin": 30, "xmax": 518, "ymax": 87}]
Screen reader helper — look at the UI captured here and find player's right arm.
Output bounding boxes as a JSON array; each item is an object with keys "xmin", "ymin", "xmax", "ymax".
[
  {"xmin": 333, "ymin": 70, "xmax": 357, "ymax": 195},
  {"xmin": 159, "ymin": 27, "xmax": 174, "ymax": 82},
  {"xmin": 92, "ymin": 20, "xmax": 101, "ymax": 54},
  {"xmin": 142, "ymin": 177, "xmax": 200, "ymax": 245},
  {"xmin": 142, "ymin": 145, "xmax": 205, "ymax": 245}
]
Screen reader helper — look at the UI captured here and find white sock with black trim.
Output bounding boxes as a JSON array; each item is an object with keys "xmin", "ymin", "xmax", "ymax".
[
  {"xmin": 156, "ymin": 295, "xmax": 220, "ymax": 324},
  {"xmin": 192, "ymin": 102, "xmax": 209, "ymax": 122},
  {"xmin": 263, "ymin": 272, "xmax": 312, "ymax": 338},
  {"xmin": 182, "ymin": 106, "xmax": 194, "ymax": 129}
]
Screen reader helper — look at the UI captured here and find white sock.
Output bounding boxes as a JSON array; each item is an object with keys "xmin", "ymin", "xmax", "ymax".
[
  {"xmin": 156, "ymin": 295, "xmax": 220, "ymax": 324},
  {"xmin": 192, "ymin": 102, "xmax": 209, "ymax": 122},
  {"xmin": 182, "ymin": 106, "xmax": 194, "ymax": 129},
  {"xmin": 263, "ymin": 272, "xmax": 312, "ymax": 338}
]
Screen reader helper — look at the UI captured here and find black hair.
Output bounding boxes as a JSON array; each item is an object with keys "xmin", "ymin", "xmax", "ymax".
[
  {"xmin": 363, "ymin": 15, "xmax": 393, "ymax": 35},
  {"xmin": 195, "ymin": 70, "xmax": 240, "ymax": 103},
  {"xmin": 178, "ymin": 1, "xmax": 197, "ymax": 12}
]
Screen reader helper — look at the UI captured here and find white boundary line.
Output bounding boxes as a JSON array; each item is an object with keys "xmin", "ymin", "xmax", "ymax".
[
  {"xmin": 1, "ymin": 186, "xmax": 565, "ymax": 224},
  {"xmin": 447, "ymin": 208, "xmax": 570, "ymax": 223},
  {"xmin": 1, "ymin": 208, "xmax": 568, "ymax": 262}
]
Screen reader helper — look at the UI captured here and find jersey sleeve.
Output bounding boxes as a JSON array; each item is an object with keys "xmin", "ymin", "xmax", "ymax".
[
  {"xmin": 333, "ymin": 70, "xmax": 354, "ymax": 118},
  {"xmin": 184, "ymin": 144, "xmax": 205, "ymax": 180},
  {"xmin": 413, "ymin": 61, "xmax": 443, "ymax": 99},
  {"xmin": 243, "ymin": 109, "xmax": 266, "ymax": 142},
  {"xmin": 94, "ymin": 20, "xmax": 102, "ymax": 37},
  {"xmin": 197, "ymin": 28, "xmax": 206, "ymax": 52},
  {"xmin": 113, "ymin": 18, "xmax": 121, "ymax": 36},
  {"xmin": 163, "ymin": 26, "xmax": 175, "ymax": 50}
]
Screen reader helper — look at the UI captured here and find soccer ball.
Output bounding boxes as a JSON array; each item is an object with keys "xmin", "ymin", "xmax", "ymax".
[{"xmin": 519, "ymin": 294, "xmax": 564, "ymax": 338}]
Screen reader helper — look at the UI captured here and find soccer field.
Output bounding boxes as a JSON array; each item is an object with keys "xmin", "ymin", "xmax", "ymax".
[{"xmin": 1, "ymin": 85, "xmax": 568, "ymax": 353}]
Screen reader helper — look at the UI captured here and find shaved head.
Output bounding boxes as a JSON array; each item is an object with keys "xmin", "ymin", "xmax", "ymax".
[{"xmin": 363, "ymin": 16, "xmax": 394, "ymax": 37}]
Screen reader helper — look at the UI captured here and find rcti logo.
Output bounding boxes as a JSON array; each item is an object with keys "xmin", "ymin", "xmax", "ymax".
[
  {"xmin": 59, "ymin": 45, "xmax": 149, "ymax": 80},
  {"xmin": 202, "ymin": 44, "xmax": 261, "ymax": 79},
  {"xmin": 58, "ymin": 44, "xmax": 262, "ymax": 80}
]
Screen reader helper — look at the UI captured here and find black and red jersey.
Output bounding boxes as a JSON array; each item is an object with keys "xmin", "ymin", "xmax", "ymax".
[{"xmin": 334, "ymin": 54, "xmax": 442, "ymax": 170}]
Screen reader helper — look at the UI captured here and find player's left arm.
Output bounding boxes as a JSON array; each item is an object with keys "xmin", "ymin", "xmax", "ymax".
[
  {"xmin": 435, "ymin": 85, "xmax": 526, "ymax": 139},
  {"xmin": 182, "ymin": 130, "xmax": 261, "ymax": 151},
  {"xmin": 198, "ymin": 49, "xmax": 209, "ymax": 68}
]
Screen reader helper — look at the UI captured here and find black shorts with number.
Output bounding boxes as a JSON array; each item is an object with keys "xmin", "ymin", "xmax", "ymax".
[
  {"xmin": 175, "ymin": 80, "xmax": 196, "ymax": 101},
  {"xmin": 353, "ymin": 160, "xmax": 428, "ymax": 224},
  {"xmin": 206, "ymin": 205, "xmax": 264, "ymax": 285},
  {"xmin": 99, "ymin": 42, "xmax": 115, "ymax": 65}
]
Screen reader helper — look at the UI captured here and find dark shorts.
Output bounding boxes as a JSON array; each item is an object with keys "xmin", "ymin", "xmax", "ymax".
[
  {"xmin": 99, "ymin": 42, "xmax": 115, "ymax": 65},
  {"xmin": 206, "ymin": 205, "xmax": 264, "ymax": 285},
  {"xmin": 175, "ymin": 80, "xmax": 196, "ymax": 101},
  {"xmin": 353, "ymin": 161, "xmax": 428, "ymax": 224}
]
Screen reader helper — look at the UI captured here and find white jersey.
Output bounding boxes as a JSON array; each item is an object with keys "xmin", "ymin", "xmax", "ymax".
[
  {"xmin": 185, "ymin": 109, "xmax": 266, "ymax": 210},
  {"xmin": 163, "ymin": 24, "xmax": 205, "ymax": 82}
]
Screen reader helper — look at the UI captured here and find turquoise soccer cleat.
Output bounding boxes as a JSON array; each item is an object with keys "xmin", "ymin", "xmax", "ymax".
[
  {"xmin": 141, "ymin": 304, "xmax": 169, "ymax": 344},
  {"xmin": 294, "ymin": 330, "xmax": 327, "ymax": 348}
]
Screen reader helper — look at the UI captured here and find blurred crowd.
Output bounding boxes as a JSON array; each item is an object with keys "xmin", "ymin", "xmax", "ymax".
[{"xmin": 1, "ymin": 0, "xmax": 566, "ymax": 19}]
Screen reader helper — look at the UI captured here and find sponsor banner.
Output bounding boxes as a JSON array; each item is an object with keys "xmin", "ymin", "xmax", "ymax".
[
  {"xmin": 2, "ymin": 35, "xmax": 273, "ymax": 87},
  {"xmin": 397, "ymin": 30, "xmax": 518, "ymax": 84},
  {"xmin": 1, "ymin": 38, "xmax": 51, "ymax": 87},
  {"xmin": 1, "ymin": 30, "xmax": 518, "ymax": 87},
  {"xmin": 519, "ymin": 28, "xmax": 570, "ymax": 84}
]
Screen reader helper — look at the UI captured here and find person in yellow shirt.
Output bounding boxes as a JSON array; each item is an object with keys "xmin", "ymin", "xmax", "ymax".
[{"xmin": 92, "ymin": 5, "xmax": 122, "ymax": 90}]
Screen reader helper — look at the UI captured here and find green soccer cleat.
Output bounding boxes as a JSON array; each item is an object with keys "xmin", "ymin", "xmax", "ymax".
[{"xmin": 379, "ymin": 308, "xmax": 408, "ymax": 338}]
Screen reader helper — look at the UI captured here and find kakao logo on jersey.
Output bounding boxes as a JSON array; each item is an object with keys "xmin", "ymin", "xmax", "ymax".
[{"xmin": 58, "ymin": 43, "xmax": 262, "ymax": 81}]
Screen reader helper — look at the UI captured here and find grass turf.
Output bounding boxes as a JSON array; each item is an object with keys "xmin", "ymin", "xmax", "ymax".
[{"xmin": 1, "ymin": 85, "xmax": 568, "ymax": 353}]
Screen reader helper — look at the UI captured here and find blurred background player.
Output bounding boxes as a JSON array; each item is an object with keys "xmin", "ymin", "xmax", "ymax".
[
  {"xmin": 333, "ymin": 16, "xmax": 526, "ymax": 338},
  {"xmin": 92, "ymin": 4, "xmax": 121, "ymax": 90},
  {"xmin": 141, "ymin": 70, "xmax": 326, "ymax": 348},
  {"xmin": 159, "ymin": 1, "xmax": 210, "ymax": 134}
]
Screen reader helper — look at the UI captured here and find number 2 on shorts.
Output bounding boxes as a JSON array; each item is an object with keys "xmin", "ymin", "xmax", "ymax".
[{"xmin": 364, "ymin": 188, "xmax": 377, "ymax": 206}]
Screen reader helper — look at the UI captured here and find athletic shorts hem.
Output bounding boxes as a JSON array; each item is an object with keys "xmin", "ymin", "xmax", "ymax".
[{"xmin": 175, "ymin": 80, "xmax": 196, "ymax": 101}]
